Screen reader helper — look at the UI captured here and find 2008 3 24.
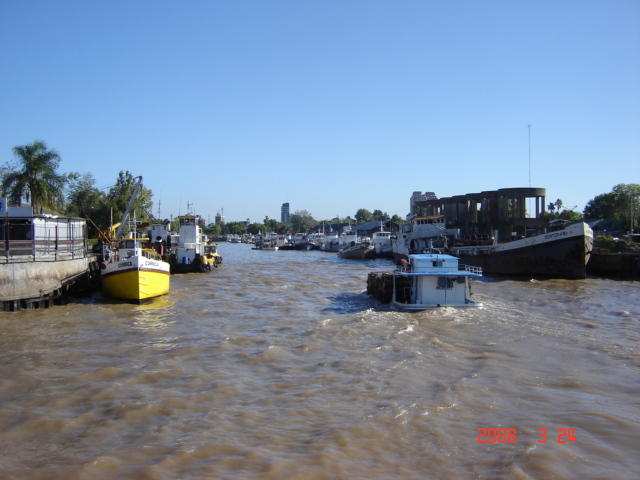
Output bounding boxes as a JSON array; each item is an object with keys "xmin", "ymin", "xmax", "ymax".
[{"xmin": 477, "ymin": 428, "xmax": 576, "ymax": 444}]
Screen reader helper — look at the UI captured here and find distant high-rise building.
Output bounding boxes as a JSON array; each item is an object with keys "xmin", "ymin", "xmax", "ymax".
[
  {"xmin": 281, "ymin": 202, "xmax": 290, "ymax": 223},
  {"xmin": 215, "ymin": 208, "xmax": 226, "ymax": 224},
  {"xmin": 410, "ymin": 191, "xmax": 438, "ymax": 216}
]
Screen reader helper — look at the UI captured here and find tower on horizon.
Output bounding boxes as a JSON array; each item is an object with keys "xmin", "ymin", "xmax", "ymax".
[
  {"xmin": 410, "ymin": 191, "xmax": 438, "ymax": 217},
  {"xmin": 281, "ymin": 202, "xmax": 290, "ymax": 223},
  {"xmin": 215, "ymin": 208, "xmax": 225, "ymax": 224}
]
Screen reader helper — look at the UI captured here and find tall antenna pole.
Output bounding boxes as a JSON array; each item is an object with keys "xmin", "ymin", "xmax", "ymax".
[{"xmin": 528, "ymin": 124, "xmax": 532, "ymax": 188}]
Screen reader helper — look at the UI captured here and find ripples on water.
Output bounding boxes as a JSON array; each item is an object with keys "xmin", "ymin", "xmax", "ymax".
[{"xmin": 0, "ymin": 243, "xmax": 638, "ymax": 479}]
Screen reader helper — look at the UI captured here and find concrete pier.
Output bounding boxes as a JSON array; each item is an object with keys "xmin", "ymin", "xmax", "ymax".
[
  {"xmin": 0, "ymin": 205, "xmax": 100, "ymax": 311},
  {"xmin": 0, "ymin": 255, "xmax": 101, "ymax": 311}
]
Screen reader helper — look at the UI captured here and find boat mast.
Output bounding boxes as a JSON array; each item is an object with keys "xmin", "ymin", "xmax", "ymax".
[{"xmin": 115, "ymin": 176, "xmax": 143, "ymax": 239}]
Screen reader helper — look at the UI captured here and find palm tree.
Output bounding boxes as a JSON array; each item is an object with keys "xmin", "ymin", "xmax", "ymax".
[{"xmin": 1, "ymin": 140, "xmax": 66, "ymax": 212}]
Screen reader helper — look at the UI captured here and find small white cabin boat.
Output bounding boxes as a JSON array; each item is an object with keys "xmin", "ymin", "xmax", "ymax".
[
  {"xmin": 372, "ymin": 230, "xmax": 393, "ymax": 258},
  {"xmin": 392, "ymin": 253, "xmax": 482, "ymax": 310}
]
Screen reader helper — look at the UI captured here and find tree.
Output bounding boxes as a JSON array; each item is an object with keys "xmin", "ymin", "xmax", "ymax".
[
  {"xmin": 584, "ymin": 184, "xmax": 640, "ymax": 232},
  {"xmin": 263, "ymin": 216, "xmax": 278, "ymax": 232},
  {"xmin": 1, "ymin": 140, "xmax": 67, "ymax": 212},
  {"xmin": 372, "ymin": 209, "xmax": 390, "ymax": 221},
  {"xmin": 246, "ymin": 223, "xmax": 266, "ymax": 235},
  {"xmin": 547, "ymin": 202, "xmax": 556, "ymax": 215},
  {"xmin": 65, "ymin": 172, "xmax": 104, "ymax": 217},
  {"xmin": 107, "ymin": 171, "xmax": 154, "ymax": 225},
  {"xmin": 65, "ymin": 172, "xmax": 107, "ymax": 237},
  {"xmin": 558, "ymin": 208, "xmax": 582, "ymax": 222},
  {"xmin": 355, "ymin": 208, "xmax": 373, "ymax": 223},
  {"xmin": 291, "ymin": 210, "xmax": 316, "ymax": 232},
  {"xmin": 554, "ymin": 199, "xmax": 563, "ymax": 215}
]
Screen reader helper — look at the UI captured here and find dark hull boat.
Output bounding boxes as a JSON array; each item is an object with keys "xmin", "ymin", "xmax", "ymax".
[{"xmin": 449, "ymin": 222, "xmax": 593, "ymax": 279}]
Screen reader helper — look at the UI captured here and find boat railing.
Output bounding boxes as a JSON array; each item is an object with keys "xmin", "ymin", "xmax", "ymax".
[
  {"xmin": 459, "ymin": 264, "xmax": 482, "ymax": 275},
  {"xmin": 395, "ymin": 264, "xmax": 482, "ymax": 275},
  {"xmin": 142, "ymin": 249, "xmax": 163, "ymax": 261}
]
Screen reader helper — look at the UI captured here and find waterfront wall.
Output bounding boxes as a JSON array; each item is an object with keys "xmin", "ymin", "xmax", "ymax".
[
  {"xmin": 587, "ymin": 252, "xmax": 640, "ymax": 279},
  {"xmin": 0, "ymin": 256, "xmax": 100, "ymax": 310}
]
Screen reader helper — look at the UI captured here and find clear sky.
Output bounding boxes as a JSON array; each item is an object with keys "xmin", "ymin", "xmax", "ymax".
[{"xmin": 1, "ymin": 0, "xmax": 639, "ymax": 224}]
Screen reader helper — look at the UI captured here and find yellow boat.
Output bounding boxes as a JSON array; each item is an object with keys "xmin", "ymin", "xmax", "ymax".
[
  {"xmin": 99, "ymin": 175, "xmax": 170, "ymax": 302},
  {"xmin": 101, "ymin": 238, "xmax": 170, "ymax": 302}
]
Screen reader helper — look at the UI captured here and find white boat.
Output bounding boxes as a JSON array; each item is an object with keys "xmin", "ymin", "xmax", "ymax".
[
  {"xmin": 169, "ymin": 211, "xmax": 222, "ymax": 273},
  {"xmin": 318, "ymin": 230, "xmax": 341, "ymax": 251},
  {"xmin": 372, "ymin": 230, "xmax": 393, "ymax": 258},
  {"xmin": 253, "ymin": 233, "xmax": 279, "ymax": 250},
  {"xmin": 338, "ymin": 241, "xmax": 376, "ymax": 260},
  {"xmin": 368, "ymin": 253, "xmax": 482, "ymax": 310},
  {"xmin": 391, "ymin": 215, "xmax": 460, "ymax": 260}
]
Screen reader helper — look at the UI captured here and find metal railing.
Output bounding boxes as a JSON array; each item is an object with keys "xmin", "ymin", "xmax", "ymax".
[
  {"xmin": 460, "ymin": 264, "xmax": 483, "ymax": 275},
  {"xmin": 0, "ymin": 219, "xmax": 87, "ymax": 263}
]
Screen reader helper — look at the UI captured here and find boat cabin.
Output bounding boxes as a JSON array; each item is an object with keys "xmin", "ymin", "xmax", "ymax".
[{"xmin": 393, "ymin": 253, "xmax": 483, "ymax": 310}]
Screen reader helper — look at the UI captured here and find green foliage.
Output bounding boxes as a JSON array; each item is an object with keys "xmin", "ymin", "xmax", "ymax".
[
  {"xmin": 1, "ymin": 140, "xmax": 67, "ymax": 212},
  {"xmin": 263, "ymin": 216, "xmax": 278, "ymax": 232},
  {"xmin": 558, "ymin": 209, "xmax": 582, "ymax": 222},
  {"xmin": 65, "ymin": 172, "xmax": 103, "ymax": 216},
  {"xmin": 64, "ymin": 170, "xmax": 155, "ymax": 235},
  {"xmin": 584, "ymin": 183, "xmax": 640, "ymax": 232},
  {"xmin": 245, "ymin": 223, "xmax": 265, "ymax": 235},
  {"xmin": 372, "ymin": 209, "xmax": 390, "ymax": 221},
  {"xmin": 291, "ymin": 210, "xmax": 316, "ymax": 232},
  {"xmin": 593, "ymin": 235, "xmax": 640, "ymax": 253},
  {"xmin": 355, "ymin": 208, "xmax": 373, "ymax": 223},
  {"xmin": 64, "ymin": 172, "xmax": 108, "ymax": 237},
  {"xmin": 107, "ymin": 171, "xmax": 154, "ymax": 224}
]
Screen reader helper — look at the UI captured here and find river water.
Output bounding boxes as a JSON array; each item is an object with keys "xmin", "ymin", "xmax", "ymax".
[{"xmin": 1, "ymin": 243, "xmax": 638, "ymax": 480}]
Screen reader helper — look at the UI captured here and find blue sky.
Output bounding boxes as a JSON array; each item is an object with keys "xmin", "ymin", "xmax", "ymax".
[{"xmin": 1, "ymin": 0, "xmax": 638, "ymax": 224}]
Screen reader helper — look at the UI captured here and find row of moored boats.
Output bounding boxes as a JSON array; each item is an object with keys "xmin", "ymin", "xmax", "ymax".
[{"xmin": 250, "ymin": 228, "xmax": 393, "ymax": 260}]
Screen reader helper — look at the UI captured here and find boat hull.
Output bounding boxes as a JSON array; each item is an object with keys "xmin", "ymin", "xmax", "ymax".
[
  {"xmin": 450, "ymin": 222, "xmax": 593, "ymax": 279},
  {"xmin": 102, "ymin": 257, "xmax": 170, "ymax": 302},
  {"xmin": 338, "ymin": 245, "xmax": 376, "ymax": 260}
]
